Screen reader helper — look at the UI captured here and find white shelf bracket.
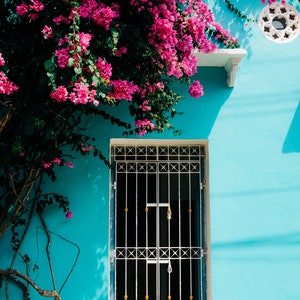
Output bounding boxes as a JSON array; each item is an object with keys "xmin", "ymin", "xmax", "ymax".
[
  {"xmin": 194, "ymin": 48, "xmax": 247, "ymax": 87},
  {"xmin": 224, "ymin": 57, "xmax": 240, "ymax": 87}
]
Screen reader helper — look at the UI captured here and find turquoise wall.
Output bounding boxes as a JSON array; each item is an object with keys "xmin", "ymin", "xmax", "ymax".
[{"xmin": 1, "ymin": 1, "xmax": 300, "ymax": 299}]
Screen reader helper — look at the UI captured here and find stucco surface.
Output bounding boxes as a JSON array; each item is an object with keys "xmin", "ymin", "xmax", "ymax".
[{"xmin": 1, "ymin": 1, "xmax": 300, "ymax": 299}]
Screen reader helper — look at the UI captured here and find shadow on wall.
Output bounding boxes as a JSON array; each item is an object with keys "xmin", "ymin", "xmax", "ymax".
[
  {"xmin": 282, "ymin": 100, "xmax": 300, "ymax": 153},
  {"xmin": 212, "ymin": 231, "xmax": 300, "ymax": 261},
  {"xmin": 90, "ymin": 67, "xmax": 233, "ymax": 141},
  {"xmin": 173, "ymin": 67, "xmax": 232, "ymax": 138},
  {"xmin": 207, "ymin": 0, "xmax": 260, "ymax": 57}
]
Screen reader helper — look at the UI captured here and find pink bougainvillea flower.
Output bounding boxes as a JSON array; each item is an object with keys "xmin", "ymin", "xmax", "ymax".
[
  {"xmin": 115, "ymin": 46, "xmax": 127, "ymax": 57},
  {"xmin": 0, "ymin": 72, "xmax": 19, "ymax": 95},
  {"xmin": 155, "ymin": 82, "xmax": 164, "ymax": 89},
  {"xmin": 55, "ymin": 48, "xmax": 70, "ymax": 68},
  {"xmin": 108, "ymin": 80, "xmax": 139, "ymax": 101},
  {"xmin": 50, "ymin": 86, "xmax": 68, "ymax": 102},
  {"xmin": 53, "ymin": 15, "xmax": 70, "ymax": 25},
  {"xmin": 261, "ymin": 0, "xmax": 277, "ymax": 4},
  {"xmin": 91, "ymin": 3, "xmax": 120, "ymax": 30},
  {"xmin": 0, "ymin": 53, "xmax": 5, "ymax": 66},
  {"xmin": 65, "ymin": 211, "xmax": 73, "ymax": 219},
  {"xmin": 43, "ymin": 162, "xmax": 52, "ymax": 168},
  {"xmin": 67, "ymin": 161, "xmax": 74, "ymax": 168},
  {"xmin": 81, "ymin": 143, "xmax": 93, "ymax": 152},
  {"xmin": 138, "ymin": 100, "xmax": 151, "ymax": 111},
  {"xmin": 95, "ymin": 57, "xmax": 112, "ymax": 81},
  {"xmin": 52, "ymin": 157, "xmax": 62, "ymax": 165},
  {"xmin": 16, "ymin": 3, "xmax": 29, "ymax": 16},
  {"xmin": 28, "ymin": 13, "xmax": 39, "ymax": 21},
  {"xmin": 188, "ymin": 80, "xmax": 204, "ymax": 98},
  {"xmin": 69, "ymin": 82, "xmax": 97, "ymax": 105},
  {"xmin": 41, "ymin": 26, "xmax": 53, "ymax": 39},
  {"xmin": 135, "ymin": 119, "xmax": 155, "ymax": 136},
  {"xmin": 29, "ymin": 0, "xmax": 44, "ymax": 12},
  {"xmin": 93, "ymin": 99, "xmax": 99, "ymax": 106},
  {"xmin": 79, "ymin": 32, "xmax": 93, "ymax": 53}
]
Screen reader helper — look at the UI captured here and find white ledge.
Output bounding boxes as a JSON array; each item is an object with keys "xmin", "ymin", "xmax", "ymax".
[{"xmin": 194, "ymin": 49, "xmax": 247, "ymax": 87}]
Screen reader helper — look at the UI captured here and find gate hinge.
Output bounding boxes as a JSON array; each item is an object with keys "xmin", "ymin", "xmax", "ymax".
[
  {"xmin": 201, "ymin": 249, "xmax": 208, "ymax": 258},
  {"xmin": 200, "ymin": 182, "xmax": 203, "ymax": 190}
]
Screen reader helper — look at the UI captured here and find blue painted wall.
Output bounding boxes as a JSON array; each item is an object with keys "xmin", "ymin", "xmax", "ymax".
[{"xmin": 1, "ymin": 1, "xmax": 300, "ymax": 299}]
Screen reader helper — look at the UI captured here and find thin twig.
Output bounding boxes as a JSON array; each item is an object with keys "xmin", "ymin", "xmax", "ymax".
[
  {"xmin": 5, "ymin": 175, "xmax": 43, "ymax": 300},
  {"xmin": 37, "ymin": 210, "xmax": 57, "ymax": 291},
  {"xmin": 0, "ymin": 169, "xmax": 40, "ymax": 238},
  {"xmin": 5, "ymin": 199, "xmax": 36, "ymax": 300},
  {"xmin": 35, "ymin": 226, "xmax": 81, "ymax": 294}
]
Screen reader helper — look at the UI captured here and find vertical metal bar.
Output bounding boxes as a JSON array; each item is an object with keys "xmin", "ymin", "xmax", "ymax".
[
  {"xmin": 168, "ymin": 170, "xmax": 171, "ymax": 299},
  {"xmin": 135, "ymin": 167, "xmax": 138, "ymax": 300},
  {"xmin": 156, "ymin": 163, "xmax": 160, "ymax": 300},
  {"xmin": 145, "ymin": 167, "xmax": 149, "ymax": 300},
  {"xmin": 114, "ymin": 161, "xmax": 118, "ymax": 300},
  {"xmin": 189, "ymin": 171, "xmax": 193, "ymax": 298},
  {"xmin": 200, "ymin": 159, "xmax": 203, "ymax": 300},
  {"xmin": 125, "ymin": 169, "xmax": 128, "ymax": 299},
  {"xmin": 178, "ymin": 167, "xmax": 182, "ymax": 300}
]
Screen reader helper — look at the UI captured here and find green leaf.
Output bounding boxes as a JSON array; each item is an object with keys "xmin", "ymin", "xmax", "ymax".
[
  {"xmin": 68, "ymin": 57, "xmax": 75, "ymax": 67},
  {"xmin": 44, "ymin": 59, "xmax": 55, "ymax": 72},
  {"xmin": 91, "ymin": 75, "xmax": 99, "ymax": 86},
  {"xmin": 112, "ymin": 30, "xmax": 119, "ymax": 45},
  {"xmin": 76, "ymin": 45, "xmax": 82, "ymax": 53},
  {"xmin": 88, "ymin": 64, "xmax": 96, "ymax": 73},
  {"xmin": 74, "ymin": 67, "xmax": 82, "ymax": 75},
  {"xmin": 46, "ymin": 72, "xmax": 56, "ymax": 86}
]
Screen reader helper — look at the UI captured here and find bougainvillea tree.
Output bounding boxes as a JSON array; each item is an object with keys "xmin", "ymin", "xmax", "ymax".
[{"xmin": 0, "ymin": 0, "xmax": 239, "ymax": 298}]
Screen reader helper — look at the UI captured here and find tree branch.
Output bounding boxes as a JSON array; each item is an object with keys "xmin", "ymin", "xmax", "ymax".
[
  {"xmin": 0, "ymin": 269, "xmax": 61, "ymax": 300},
  {"xmin": 5, "ymin": 182, "xmax": 40, "ymax": 300},
  {"xmin": 0, "ymin": 169, "xmax": 40, "ymax": 238},
  {"xmin": 2, "ymin": 270, "xmax": 29, "ymax": 300}
]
